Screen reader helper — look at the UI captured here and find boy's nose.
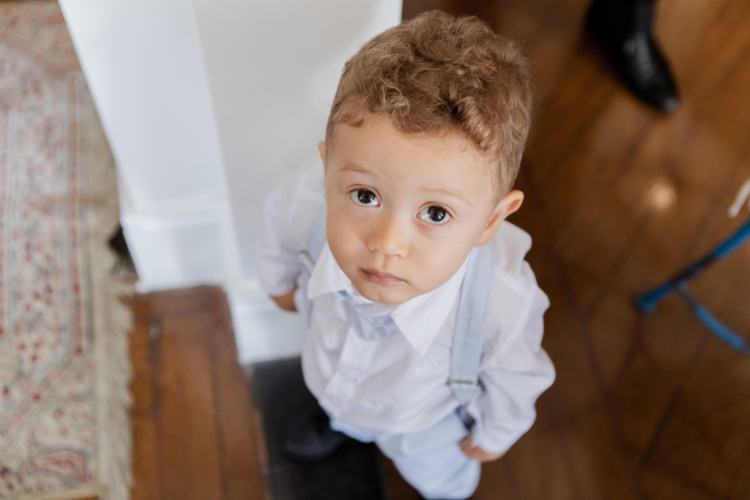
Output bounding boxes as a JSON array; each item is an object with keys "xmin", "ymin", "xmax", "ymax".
[{"xmin": 366, "ymin": 213, "xmax": 409, "ymax": 258}]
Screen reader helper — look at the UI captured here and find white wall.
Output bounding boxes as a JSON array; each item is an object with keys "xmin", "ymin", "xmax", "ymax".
[{"xmin": 61, "ymin": 0, "xmax": 401, "ymax": 364}]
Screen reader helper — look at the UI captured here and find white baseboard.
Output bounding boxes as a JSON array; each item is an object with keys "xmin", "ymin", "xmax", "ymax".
[
  {"xmin": 228, "ymin": 294, "xmax": 306, "ymax": 365},
  {"xmin": 122, "ymin": 204, "xmax": 227, "ymax": 293}
]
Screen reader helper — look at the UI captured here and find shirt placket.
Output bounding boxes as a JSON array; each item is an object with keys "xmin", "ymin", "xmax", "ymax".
[{"xmin": 324, "ymin": 324, "xmax": 378, "ymax": 405}]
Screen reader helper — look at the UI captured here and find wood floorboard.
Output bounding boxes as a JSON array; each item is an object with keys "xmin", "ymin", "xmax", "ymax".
[
  {"xmin": 638, "ymin": 183, "xmax": 750, "ymax": 496},
  {"xmin": 206, "ymin": 292, "xmax": 268, "ymax": 500},
  {"xmin": 476, "ymin": 394, "xmax": 581, "ymax": 500},
  {"xmin": 129, "ymin": 313, "xmax": 163, "ymax": 500},
  {"xmin": 502, "ymin": 170, "xmax": 641, "ymax": 499},
  {"xmin": 586, "ymin": 290, "xmax": 710, "ymax": 468},
  {"xmin": 129, "ymin": 287, "xmax": 267, "ymax": 500},
  {"xmin": 156, "ymin": 312, "xmax": 224, "ymax": 500},
  {"xmin": 640, "ymin": 342, "xmax": 750, "ymax": 499},
  {"xmin": 610, "ymin": 126, "xmax": 750, "ymax": 294}
]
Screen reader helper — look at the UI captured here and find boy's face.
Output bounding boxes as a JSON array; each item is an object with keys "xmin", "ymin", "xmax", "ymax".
[{"xmin": 322, "ymin": 114, "xmax": 523, "ymax": 304}]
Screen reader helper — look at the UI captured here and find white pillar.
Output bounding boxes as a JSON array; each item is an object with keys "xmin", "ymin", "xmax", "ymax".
[{"xmin": 59, "ymin": 0, "xmax": 231, "ymax": 291}]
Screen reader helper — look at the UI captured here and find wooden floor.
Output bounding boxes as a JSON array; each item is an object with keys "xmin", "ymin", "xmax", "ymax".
[
  {"xmin": 129, "ymin": 288, "xmax": 267, "ymax": 500},
  {"xmin": 129, "ymin": 0, "xmax": 750, "ymax": 498}
]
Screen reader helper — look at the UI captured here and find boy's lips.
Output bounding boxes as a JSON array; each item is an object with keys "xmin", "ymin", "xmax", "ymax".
[{"xmin": 360, "ymin": 268, "xmax": 404, "ymax": 285}]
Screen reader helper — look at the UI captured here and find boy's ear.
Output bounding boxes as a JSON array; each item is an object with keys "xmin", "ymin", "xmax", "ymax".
[
  {"xmin": 476, "ymin": 190, "xmax": 524, "ymax": 247},
  {"xmin": 318, "ymin": 141, "xmax": 326, "ymax": 165}
]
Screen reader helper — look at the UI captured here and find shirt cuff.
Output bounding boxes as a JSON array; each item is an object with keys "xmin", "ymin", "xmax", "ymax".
[{"xmin": 465, "ymin": 401, "xmax": 527, "ymax": 455}]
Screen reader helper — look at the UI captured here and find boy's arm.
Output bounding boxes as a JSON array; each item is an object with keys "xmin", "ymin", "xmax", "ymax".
[
  {"xmin": 458, "ymin": 436, "xmax": 505, "ymax": 462},
  {"xmin": 463, "ymin": 289, "xmax": 555, "ymax": 459},
  {"xmin": 270, "ymin": 286, "xmax": 298, "ymax": 312},
  {"xmin": 257, "ymin": 163, "xmax": 324, "ymax": 306}
]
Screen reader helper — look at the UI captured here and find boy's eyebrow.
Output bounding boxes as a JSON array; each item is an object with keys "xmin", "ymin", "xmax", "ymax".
[
  {"xmin": 425, "ymin": 187, "xmax": 473, "ymax": 207},
  {"xmin": 340, "ymin": 163, "xmax": 376, "ymax": 176}
]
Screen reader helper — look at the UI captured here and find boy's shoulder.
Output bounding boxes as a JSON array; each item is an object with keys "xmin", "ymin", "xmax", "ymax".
[
  {"xmin": 483, "ymin": 221, "xmax": 549, "ymax": 356},
  {"xmin": 287, "ymin": 156, "xmax": 326, "ymax": 209},
  {"xmin": 491, "ymin": 221, "xmax": 533, "ymax": 278},
  {"xmin": 267, "ymin": 156, "xmax": 326, "ymax": 251},
  {"xmin": 490, "ymin": 220, "xmax": 542, "ymax": 299}
]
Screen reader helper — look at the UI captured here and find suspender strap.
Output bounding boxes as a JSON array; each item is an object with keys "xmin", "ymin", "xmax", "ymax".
[
  {"xmin": 296, "ymin": 203, "xmax": 327, "ymax": 325},
  {"xmin": 449, "ymin": 243, "xmax": 495, "ymax": 405},
  {"xmin": 299, "ymin": 203, "xmax": 328, "ymax": 276}
]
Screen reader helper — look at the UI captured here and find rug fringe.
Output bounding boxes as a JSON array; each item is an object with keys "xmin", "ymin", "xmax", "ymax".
[{"xmin": 82, "ymin": 76, "xmax": 134, "ymax": 500}]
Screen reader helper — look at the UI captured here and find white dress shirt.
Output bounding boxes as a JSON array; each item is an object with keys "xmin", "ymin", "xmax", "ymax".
[{"xmin": 256, "ymin": 159, "xmax": 555, "ymax": 454}]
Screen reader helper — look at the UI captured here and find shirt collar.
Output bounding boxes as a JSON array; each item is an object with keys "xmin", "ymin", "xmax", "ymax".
[{"xmin": 307, "ymin": 244, "xmax": 469, "ymax": 355}]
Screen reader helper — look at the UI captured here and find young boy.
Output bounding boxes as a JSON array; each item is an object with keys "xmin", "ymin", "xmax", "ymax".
[{"xmin": 257, "ymin": 10, "xmax": 555, "ymax": 500}]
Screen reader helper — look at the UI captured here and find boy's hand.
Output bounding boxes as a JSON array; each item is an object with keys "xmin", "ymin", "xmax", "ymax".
[
  {"xmin": 270, "ymin": 286, "xmax": 298, "ymax": 312},
  {"xmin": 459, "ymin": 435, "xmax": 505, "ymax": 463}
]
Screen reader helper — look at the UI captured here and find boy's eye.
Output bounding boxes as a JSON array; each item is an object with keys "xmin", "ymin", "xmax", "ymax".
[
  {"xmin": 350, "ymin": 189, "xmax": 379, "ymax": 207},
  {"xmin": 419, "ymin": 206, "xmax": 450, "ymax": 225}
]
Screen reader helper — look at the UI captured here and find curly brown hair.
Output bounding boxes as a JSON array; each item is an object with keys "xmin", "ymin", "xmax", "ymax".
[{"xmin": 326, "ymin": 10, "xmax": 533, "ymax": 196}]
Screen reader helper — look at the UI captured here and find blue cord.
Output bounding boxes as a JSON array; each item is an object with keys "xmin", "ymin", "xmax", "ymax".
[{"xmin": 677, "ymin": 282, "xmax": 750, "ymax": 355}]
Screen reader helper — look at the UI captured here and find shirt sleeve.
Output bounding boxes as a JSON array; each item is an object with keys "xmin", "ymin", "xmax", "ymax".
[
  {"xmin": 255, "ymin": 159, "xmax": 325, "ymax": 296},
  {"xmin": 465, "ymin": 283, "xmax": 555, "ymax": 455}
]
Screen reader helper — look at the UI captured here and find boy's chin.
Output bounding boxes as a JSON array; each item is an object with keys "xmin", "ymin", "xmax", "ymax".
[{"xmin": 353, "ymin": 280, "xmax": 416, "ymax": 305}]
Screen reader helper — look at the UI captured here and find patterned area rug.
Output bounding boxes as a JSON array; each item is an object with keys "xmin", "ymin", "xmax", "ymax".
[{"xmin": 0, "ymin": 3, "xmax": 133, "ymax": 499}]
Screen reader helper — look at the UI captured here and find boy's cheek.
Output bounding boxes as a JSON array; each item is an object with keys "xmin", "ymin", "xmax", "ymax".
[
  {"xmin": 328, "ymin": 215, "xmax": 360, "ymax": 248},
  {"xmin": 327, "ymin": 222, "xmax": 367, "ymax": 274}
]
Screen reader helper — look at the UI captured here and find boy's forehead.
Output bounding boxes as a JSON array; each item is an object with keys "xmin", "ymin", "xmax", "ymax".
[
  {"xmin": 328, "ymin": 115, "xmax": 499, "ymax": 204},
  {"xmin": 331, "ymin": 114, "xmax": 486, "ymax": 165}
]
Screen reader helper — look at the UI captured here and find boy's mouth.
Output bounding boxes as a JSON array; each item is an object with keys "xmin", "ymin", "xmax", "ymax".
[{"xmin": 360, "ymin": 268, "xmax": 404, "ymax": 285}]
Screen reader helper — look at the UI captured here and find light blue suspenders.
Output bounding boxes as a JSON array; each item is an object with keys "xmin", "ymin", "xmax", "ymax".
[{"xmin": 298, "ymin": 204, "xmax": 494, "ymax": 413}]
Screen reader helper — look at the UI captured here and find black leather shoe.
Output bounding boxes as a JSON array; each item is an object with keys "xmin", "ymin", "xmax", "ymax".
[
  {"xmin": 586, "ymin": 0, "xmax": 679, "ymax": 113},
  {"xmin": 280, "ymin": 405, "xmax": 352, "ymax": 462}
]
